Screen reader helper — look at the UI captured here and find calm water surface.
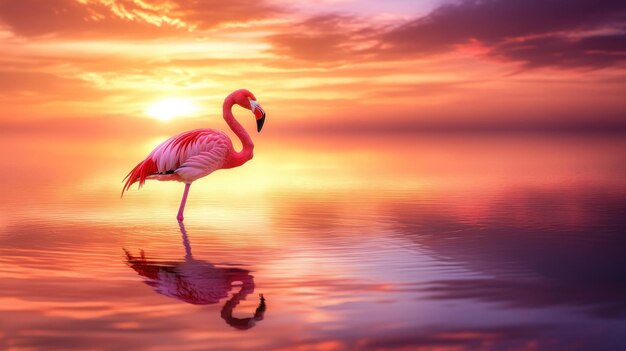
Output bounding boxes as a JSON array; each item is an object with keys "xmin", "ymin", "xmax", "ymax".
[{"xmin": 0, "ymin": 133, "xmax": 625, "ymax": 350}]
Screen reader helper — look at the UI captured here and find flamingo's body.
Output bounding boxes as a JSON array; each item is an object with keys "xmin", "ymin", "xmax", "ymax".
[{"xmin": 122, "ymin": 89, "xmax": 266, "ymax": 221}]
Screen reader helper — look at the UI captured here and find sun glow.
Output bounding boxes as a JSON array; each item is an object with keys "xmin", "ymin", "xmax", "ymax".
[{"xmin": 146, "ymin": 98, "xmax": 199, "ymax": 121}]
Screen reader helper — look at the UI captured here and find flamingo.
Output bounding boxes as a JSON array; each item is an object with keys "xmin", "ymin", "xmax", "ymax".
[{"xmin": 122, "ymin": 89, "xmax": 266, "ymax": 221}]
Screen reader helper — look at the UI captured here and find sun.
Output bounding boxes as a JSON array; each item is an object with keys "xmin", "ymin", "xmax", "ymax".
[{"xmin": 146, "ymin": 98, "xmax": 199, "ymax": 121}]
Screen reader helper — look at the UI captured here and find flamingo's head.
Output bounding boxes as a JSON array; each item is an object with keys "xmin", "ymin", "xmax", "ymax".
[{"xmin": 233, "ymin": 89, "xmax": 266, "ymax": 132}]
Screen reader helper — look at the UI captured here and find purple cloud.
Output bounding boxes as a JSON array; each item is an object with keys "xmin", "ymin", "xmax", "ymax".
[
  {"xmin": 269, "ymin": 0, "xmax": 626, "ymax": 69},
  {"xmin": 382, "ymin": 0, "xmax": 626, "ymax": 69}
]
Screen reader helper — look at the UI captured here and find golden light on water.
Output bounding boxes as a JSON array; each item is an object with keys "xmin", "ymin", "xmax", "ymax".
[{"xmin": 145, "ymin": 98, "xmax": 199, "ymax": 121}]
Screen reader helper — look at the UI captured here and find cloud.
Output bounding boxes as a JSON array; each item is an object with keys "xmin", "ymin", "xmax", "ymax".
[
  {"xmin": 491, "ymin": 33, "xmax": 626, "ymax": 69},
  {"xmin": 0, "ymin": 70, "xmax": 85, "ymax": 91},
  {"xmin": 383, "ymin": 0, "xmax": 626, "ymax": 51},
  {"xmin": 173, "ymin": 0, "xmax": 278, "ymax": 29},
  {"xmin": 382, "ymin": 0, "xmax": 626, "ymax": 69},
  {"xmin": 3, "ymin": 0, "xmax": 623, "ymax": 70},
  {"xmin": 269, "ymin": 0, "xmax": 626, "ymax": 70},
  {"xmin": 0, "ymin": 70, "xmax": 108, "ymax": 103},
  {"xmin": 0, "ymin": 0, "xmax": 175, "ymax": 38},
  {"xmin": 267, "ymin": 14, "xmax": 378, "ymax": 64},
  {"xmin": 0, "ymin": 0, "xmax": 278, "ymax": 38}
]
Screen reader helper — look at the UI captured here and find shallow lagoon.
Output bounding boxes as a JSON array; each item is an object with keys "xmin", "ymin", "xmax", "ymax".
[{"xmin": 1, "ymin": 133, "xmax": 625, "ymax": 350}]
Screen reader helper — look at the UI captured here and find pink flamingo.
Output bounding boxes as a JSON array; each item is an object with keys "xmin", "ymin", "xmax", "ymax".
[{"xmin": 122, "ymin": 89, "xmax": 266, "ymax": 221}]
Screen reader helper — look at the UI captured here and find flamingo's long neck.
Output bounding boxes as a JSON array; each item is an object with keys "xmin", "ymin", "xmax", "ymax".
[{"xmin": 223, "ymin": 96, "xmax": 253, "ymax": 168}]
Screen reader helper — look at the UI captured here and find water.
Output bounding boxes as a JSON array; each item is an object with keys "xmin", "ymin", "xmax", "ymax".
[{"xmin": 0, "ymin": 133, "xmax": 625, "ymax": 350}]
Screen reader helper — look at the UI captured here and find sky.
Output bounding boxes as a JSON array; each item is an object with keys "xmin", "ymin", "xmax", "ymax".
[
  {"xmin": 1, "ymin": 4, "xmax": 625, "ymax": 349},
  {"xmin": 0, "ymin": 0, "xmax": 625, "ymax": 135}
]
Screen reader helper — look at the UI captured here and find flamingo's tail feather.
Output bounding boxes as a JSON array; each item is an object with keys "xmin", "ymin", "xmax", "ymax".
[{"xmin": 121, "ymin": 158, "xmax": 158, "ymax": 197}]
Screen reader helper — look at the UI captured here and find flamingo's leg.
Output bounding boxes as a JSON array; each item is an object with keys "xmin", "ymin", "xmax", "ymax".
[{"xmin": 177, "ymin": 183, "xmax": 191, "ymax": 221}]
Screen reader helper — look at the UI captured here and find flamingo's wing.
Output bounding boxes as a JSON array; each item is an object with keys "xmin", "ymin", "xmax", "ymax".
[
  {"xmin": 175, "ymin": 144, "xmax": 229, "ymax": 181},
  {"xmin": 122, "ymin": 129, "xmax": 230, "ymax": 194}
]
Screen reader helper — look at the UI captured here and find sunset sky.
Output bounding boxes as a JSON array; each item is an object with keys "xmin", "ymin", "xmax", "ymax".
[
  {"xmin": 0, "ymin": 0, "xmax": 624, "ymax": 136},
  {"xmin": 1, "ymin": 3, "xmax": 626, "ymax": 350}
]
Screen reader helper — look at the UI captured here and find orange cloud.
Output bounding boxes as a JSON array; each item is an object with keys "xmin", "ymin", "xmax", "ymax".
[
  {"xmin": 0, "ymin": 0, "xmax": 279, "ymax": 38},
  {"xmin": 268, "ymin": 14, "xmax": 379, "ymax": 64},
  {"xmin": 0, "ymin": 0, "xmax": 624, "ymax": 132}
]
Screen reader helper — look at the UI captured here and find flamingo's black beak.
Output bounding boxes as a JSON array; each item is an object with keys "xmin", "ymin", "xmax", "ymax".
[
  {"xmin": 251, "ymin": 99, "xmax": 266, "ymax": 133},
  {"xmin": 256, "ymin": 114, "xmax": 265, "ymax": 132}
]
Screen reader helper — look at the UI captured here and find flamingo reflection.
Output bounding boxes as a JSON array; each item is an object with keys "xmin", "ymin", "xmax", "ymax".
[{"xmin": 124, "ymin": 222, "xmax": 266, "ymax": 330}]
